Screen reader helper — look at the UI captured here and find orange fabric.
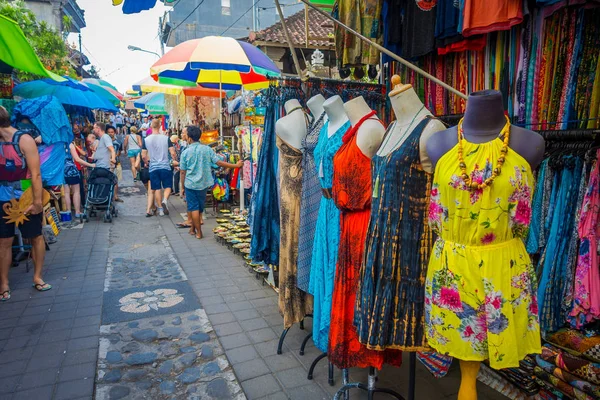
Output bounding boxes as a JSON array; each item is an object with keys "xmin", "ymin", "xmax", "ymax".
[
  {"xmin": 329, "ymin": 114, "xmax": 402, "ymax": 369},
  {"xmin": 462, "ymin": 0, "xmax": 523, "ymax": 37}
]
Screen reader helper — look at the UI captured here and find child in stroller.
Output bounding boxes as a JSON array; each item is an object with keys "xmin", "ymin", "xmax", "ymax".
[{"xmin": 81, "ymin": 168, "xmax": 118, "ymax": 223}]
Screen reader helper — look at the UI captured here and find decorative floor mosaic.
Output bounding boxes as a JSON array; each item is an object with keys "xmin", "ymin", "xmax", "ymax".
[{"xmin": 101, "ymin": 281, "xmax": 202, "ymax": 324}]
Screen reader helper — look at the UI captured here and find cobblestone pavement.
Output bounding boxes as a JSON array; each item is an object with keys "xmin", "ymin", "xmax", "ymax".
[{"xmin": 0, "ymin": 163, "xmax": 508, "ymax": 400}]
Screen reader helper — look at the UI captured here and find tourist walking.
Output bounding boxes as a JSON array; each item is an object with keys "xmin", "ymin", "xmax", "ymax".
[
  {"xmin": 64, "ymin": 137, "xmax": 95, "ymax": 219},
  {"xmin": 180, "ymin": 126, "xmax": 242, "ymax": 239},
  {"xmin": 106, "ymin": 125, "xmax": 123, "ymax": 203},
  {"xmin": 0, "ymin": 106, "xmax": 50, "ymax": 301},
  {"xmin": 92, "ymin": 122, "xmax": 116, "ymax": 170},
  {"xmin": 124, "ymin": 126, "xmax": 143, "ymax": 181},
  {"xmin": 142, "ymin": 119, "xmax": 177, "ymax": 217}
]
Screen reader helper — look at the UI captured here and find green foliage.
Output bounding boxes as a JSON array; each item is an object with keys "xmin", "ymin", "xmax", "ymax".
[{"xmin": 0, "ymin": 0, "xmax": 76, "ymax": 80}]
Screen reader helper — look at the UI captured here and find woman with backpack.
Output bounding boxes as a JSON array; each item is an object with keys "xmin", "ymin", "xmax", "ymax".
[
  {"xmin": 123, "ymin": 126, "xmax": 143, "ymax": 181},
  {"xmin": 64, "ymin": 138, "xmax": 95, "ymax": 219}
]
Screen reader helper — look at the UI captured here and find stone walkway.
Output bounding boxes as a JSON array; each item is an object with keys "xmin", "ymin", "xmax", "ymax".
[{"xmin": 0, "ymin": 164, "xmax": 508, "ymax": 400}]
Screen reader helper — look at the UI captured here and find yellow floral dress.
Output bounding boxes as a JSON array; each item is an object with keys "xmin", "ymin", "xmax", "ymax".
[{"xmin": 425, "ymin": 135, "xmax": 542, "ymax": 370}]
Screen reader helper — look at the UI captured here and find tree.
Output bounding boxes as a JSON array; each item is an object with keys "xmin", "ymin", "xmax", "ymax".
[{"xmin": 0, "ymin": 0, "xmax": 77, "ymax": 80}]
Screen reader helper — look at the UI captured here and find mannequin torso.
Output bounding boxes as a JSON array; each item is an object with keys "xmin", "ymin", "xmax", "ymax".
[
  {"xmin": 344, "ymin": 97, "xmax": 385, "ymax": 159},
  {"xmin": 427, "ymin": 90, "xmax": 545, "ymax": 170},
  {"xmin": 324, "ymin": 96, "xmax": 350, "ymax": 137},
  {"xmin": 307, "ymin": 94, "xmax": 326, "ymax": 122},
  {"xmin": 378, "ymin": 82, "xmax": 445, "ymax": 173},
  {"xmin": 276, "ymin": 99, "xmax": 309, "ymax": 150}
]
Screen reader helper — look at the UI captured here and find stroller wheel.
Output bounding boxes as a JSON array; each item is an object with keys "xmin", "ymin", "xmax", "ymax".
[
  {"xmin": 104, "ymin": 212, "xmax": 112, "ymax": 223},
  {"xmin": 113, "ymin": 208, "xmax": 119, "ymax": 217},
  {"xmin": 90, "ymin": 211, "xmax": 97, "ymax": 218}
]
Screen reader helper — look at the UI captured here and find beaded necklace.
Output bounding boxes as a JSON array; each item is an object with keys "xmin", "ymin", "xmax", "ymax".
[{"xmin": 457, "ymin": 115, "xmax": 511, "ymax": 190}]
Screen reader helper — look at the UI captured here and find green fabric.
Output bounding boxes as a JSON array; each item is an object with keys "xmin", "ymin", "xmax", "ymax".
[{"xmin": 0, "ymin": 15, "xmax": 64, "ymax": 81}]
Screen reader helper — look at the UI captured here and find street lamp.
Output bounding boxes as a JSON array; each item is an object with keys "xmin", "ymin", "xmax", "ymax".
[{"xmin": 127, "ymin": 45, "xmax": 161, "ymax": 58}]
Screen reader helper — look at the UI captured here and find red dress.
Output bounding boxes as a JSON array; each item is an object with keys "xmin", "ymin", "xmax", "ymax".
[{"xmin": 329, "ymin": 111, "xmax": 402, "ymax": 370}]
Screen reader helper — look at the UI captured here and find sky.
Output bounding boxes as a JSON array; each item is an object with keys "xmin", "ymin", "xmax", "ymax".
[{"xmin": 68, "ymin": 1, "xmax": 171, "ymax": 94}]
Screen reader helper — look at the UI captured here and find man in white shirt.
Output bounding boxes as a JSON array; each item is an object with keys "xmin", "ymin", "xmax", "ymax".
[
  {"xmin": 92, "ymin": 122, "xmax": 116, "ymax": 170},
  {"xmin": 142, "ymin": 119, "xmax": 177, "ymax": 216},
  {"xmin": 140, "ymin": 117, "xmax": 150, "ymax": 138}
]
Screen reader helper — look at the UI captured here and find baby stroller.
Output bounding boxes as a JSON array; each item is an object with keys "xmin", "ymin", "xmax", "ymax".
[{"xmin": 81, "ymin": 167, "xmax": 118, "ymax": 223}]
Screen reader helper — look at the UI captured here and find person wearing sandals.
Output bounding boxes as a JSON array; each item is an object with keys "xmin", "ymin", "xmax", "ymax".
[
  {"xmin": 64, "ymin": 138, "xmax": 95, "ymax": 220},
  {"xmin": 124, "ymin": 126, "xmax": 143, "ymax": 182},
  {"xmin": 0, "ymin": 106, "xmax": 51, "ymax": 301}
]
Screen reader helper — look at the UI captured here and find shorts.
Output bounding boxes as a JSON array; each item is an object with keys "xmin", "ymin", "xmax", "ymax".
[
  {"xmin": 127, "ymin": 149, "xmax": 141, "ymax": 158},
  {"xmin": 65, "ymin": 174, "xmax": 82, "ymax": 186},
  {"xmin": 185, "ymin": 188, "xmax": 207, "ymax": 212},
  {"xmin": 149, "ymin": 169, "xmax": 172, "ymax": 190},
  {"xmin": 117, "ymin": 124, "xmax": 124, "ymax": 128},
  {"xmin": 0, "ymin": 201, "xmax": 43, "ymax": 239}
]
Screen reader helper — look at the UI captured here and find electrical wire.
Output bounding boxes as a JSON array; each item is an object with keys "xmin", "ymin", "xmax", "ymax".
[{"xmin": 171, "ymin": 0, "xmax": 206, "ymax": 33}]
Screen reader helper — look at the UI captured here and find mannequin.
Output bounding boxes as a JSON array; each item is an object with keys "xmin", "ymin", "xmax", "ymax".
[
  {"xmin": 424, "ymin": 91, "xmax": 544, "ymax": 400},
  {"xmin": 378, "ymin": 76, "xmax": 445, "ymax": 173},
  {"xmin": 276, "ymin": 99, "xmax": 309, "ymax": 150},
  {"xmin": 307, "ymin": 94, "xmax": 326, "ymax": 120},
  {"xmin": 344, "ymin": 97, "xmax": 385, "ymax": 158},
  {"xmin": 324, "ymin": 95, "xmax": 349, "ymax": 137},
  {"xmin": 427, "ymin": 90, "xmax": 545, "ymax": 170}
]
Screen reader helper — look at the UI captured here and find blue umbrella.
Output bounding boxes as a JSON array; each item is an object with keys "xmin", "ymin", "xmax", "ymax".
[
  {"xmin": 13, "ymin": 76, "xmax": 117, "ymax": 112},
  {"xmin": 11, "ymin": 95, "xmax": 73, "ymax": 145},
  {"xmin": 133, "ymin": 92, "xmax": 166, "ymax": 114}
]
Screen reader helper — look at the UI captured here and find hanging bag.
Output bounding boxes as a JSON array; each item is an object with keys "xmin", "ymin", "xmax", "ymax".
[{"xmin": 64, "ymin": 144, "xmax": 79, "ymax": 179}]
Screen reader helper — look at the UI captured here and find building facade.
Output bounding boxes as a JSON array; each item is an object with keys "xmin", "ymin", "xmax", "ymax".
[
  {"xmin": 161, "ymin": 0, "xmax": 303, "ymax": 47},
  {"xmin": 21, "ymin": 0, "xmax": 86, "ymax": 33}
]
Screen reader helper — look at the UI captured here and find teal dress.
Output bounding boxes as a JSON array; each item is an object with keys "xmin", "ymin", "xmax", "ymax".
[{"xmin": 308, "ymin": 120, "xmax": 351, "ymax": 352}]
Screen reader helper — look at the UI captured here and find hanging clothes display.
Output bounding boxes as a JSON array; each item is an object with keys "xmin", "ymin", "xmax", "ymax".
[
  {"xmin": 297, "ymin": 113, "xmax": 326, "ymax": 293},
  {"xmin": 568, "ymin": 151, "xmax": 600, "ymax": 328},
  {"xmin": 249, "ymin": 96, "xmax": 280, "ymax": 266},
  {"xmin": 461, "ymin": 0, "xmax": 523, "ymax": 37},
  {"xmin": 328, "ymin": 112, "xmax": 402, "ymax": 370},
  {"xmin": 425, "ymin": 120, "xmax": 541, "ymax": 370},
  {"xmin": 276, "ymin": 133, "xmax": 313, "ymax": 328},
  {"xmin": 400, "ymin": 0, "xmax": 438, "ymax": 59},
  {"xmin": 333, "ymin": 0, "xmax": 382, "ymax": 68},
  {"xmin": 236, "ymin": 125, "xmax": 262, "ymax": 190},
  {"xmin": 308, "ymin": 120, "xmax": 350, "ymax": 352},
  {"xmin": 355, "ymin": 117, "xmax": 434, "ymax": 351}
]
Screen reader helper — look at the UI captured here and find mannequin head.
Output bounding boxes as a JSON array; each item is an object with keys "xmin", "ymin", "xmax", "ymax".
[
  {"xmin": 388, "ymin": 75, "xmax": 428, "ymax": 123},
  {"xmin": 307, "ymin": 94, "xmax": 326, "ymax": 118},
  {"xmin": 284, "ymin": 99, "xmax": 302, "ymax": 114},
  {"xmin": 462, "ymin": 90, "xmax": 506, "ymax": 136},
  {"xmin": 343, "ymin": 96, "xmax": 372, "ymax": 126}
]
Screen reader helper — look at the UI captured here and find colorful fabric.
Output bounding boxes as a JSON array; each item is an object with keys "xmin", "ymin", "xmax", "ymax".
[
  {"xmin": 547, "ymin": 329, "xmax": 600, "ymax": 364},
  {"xmin": 297, "ymin": 113, "xmax": 325, "ymax": 293},
  {"xmin": 461, "ymin": 0, "xmax": 523, "ymax": 37},
  {"xmin": 425, "ymin": 131, "xmax": 541, "ymax": 369},
  {"xmin": 416, "ymin": 351, "xmax": 453, "ymax": 378},
  {"xmin": 334, "ymin": 0, "xmax": 382, "ymax": 67},
  {"xmin": 329, "ymin": 112, "xmax": 402, "ymax": 370},
  {"xmin": 540, "ymin": 344, "xmax": 600, "ymax": 385},
  {"xmin": 11, "ymin": 95, "xmax": 73, "ymax": 145},
  {"xmin": 309, "ymin": 120, "xmax": 349, "ymax": 352},
  {"xmin": 276, "ymin": 135, "xmax": 313, "ymax": 328},
  {"xmin": 534, "ymin": 366, "xmax": 595, "ymax": 400},
  {"xmin": 356, "ymin": 117, "xmax": 434, "ymax": 351},
  {"xmin": 536, "ymin": 355, "xmax": 600, "ymax": 398},
  {"xmin": 569, "ymin": 154, "xmax": 600, "ymax": 328}
]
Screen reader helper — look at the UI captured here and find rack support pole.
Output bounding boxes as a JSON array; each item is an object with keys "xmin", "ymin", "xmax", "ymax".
[{"xmin": 274, "ymin": 0, "xmax": 304, "ymax": 79}]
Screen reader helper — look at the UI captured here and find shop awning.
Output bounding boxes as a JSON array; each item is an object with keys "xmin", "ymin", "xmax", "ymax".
[{"xmin": 0, "ymin": 15, "xmax": 64, "ymax": 81}]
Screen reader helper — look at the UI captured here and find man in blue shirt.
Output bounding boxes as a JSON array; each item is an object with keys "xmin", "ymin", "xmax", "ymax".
[{"xmin": 180, "ymin": 126, "xmax": 241, "ymax": 239}]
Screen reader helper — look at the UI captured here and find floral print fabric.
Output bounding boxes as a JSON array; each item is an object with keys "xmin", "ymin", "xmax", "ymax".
[
  {"xmin": 425, "ymin": 135, "xmax": 542, "ymax": 369},
  {"xmin": 569, "ymin": 153, "xmax": 600, "ymax": 328}
]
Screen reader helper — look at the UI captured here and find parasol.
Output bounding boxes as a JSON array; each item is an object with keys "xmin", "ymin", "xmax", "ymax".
[
  {"xmin": 111, "ymin": 0, "xmax": 175, "ymax": 14},
  {"xmin": 13, "ymin": 77, "xmax": 117, "ymax": 112},
  {"xmin": 134, "ymin": 92, "xmax": 167, "ymax": 115},
  {"xmin": 81, "ymin": 78, "xmax": 123, "ymax": 106},
  {"xmin": 131, "ymin": 77, "xmax": 225, "ymax": 98},
  {"xmin": 150, "ymin": 36, "xmax": 280, "ymax": 140}
]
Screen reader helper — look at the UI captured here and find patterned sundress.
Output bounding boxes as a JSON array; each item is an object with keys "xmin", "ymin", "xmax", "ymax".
[
  {"xmin": 425, "ymin": 132, "xmax": 542, "ymax": 369},
  {"xmin": 276, "ymin": 136, "xmax": 313, "ymax": 328}
]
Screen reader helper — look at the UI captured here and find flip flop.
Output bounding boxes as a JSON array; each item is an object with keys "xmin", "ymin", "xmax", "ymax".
[
  {"xmin": 177, "ymin": 223, "xmax": 191, "ymax": 228},
  {"xmin": 146, "ymin": 213, "xmax": 154, "ymax": 218},
  {"xmin": 0, "ymin": 290, "xmax": 10, "ymax": 301},
  {"xmin": 32, "ymin": 283, "xmax": 52, "ymax": 292}
]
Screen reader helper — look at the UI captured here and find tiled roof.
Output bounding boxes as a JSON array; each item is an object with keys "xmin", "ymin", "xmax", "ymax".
[{"xmin": 249, "ymin": 8, "xmax": 334, "ymax": 48}]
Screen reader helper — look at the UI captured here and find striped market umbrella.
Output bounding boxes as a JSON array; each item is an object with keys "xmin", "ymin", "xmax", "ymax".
[
  {"xmin": 150, "ymin": 36, "xmax": 280, "ymax": 91},
  {"xmin": 131, "ymin": 76, "xmax": 225, "ymax": 98},
  {"xmin": 81, "ymin": 78, "xmax": 123, "ymax": 106},
  {"xmin": 150, "ymin": 36, "xmax": 280, "ymax": 140}
]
